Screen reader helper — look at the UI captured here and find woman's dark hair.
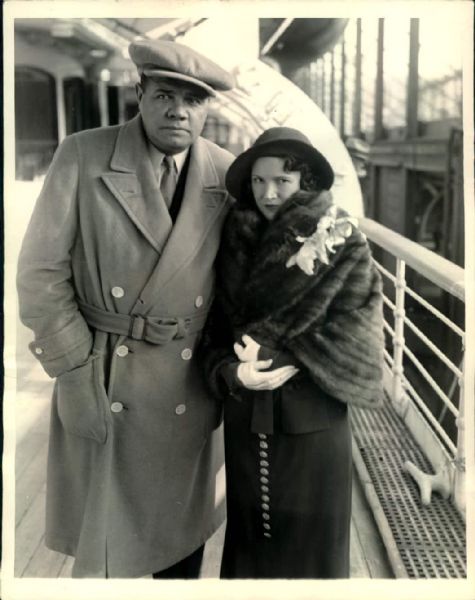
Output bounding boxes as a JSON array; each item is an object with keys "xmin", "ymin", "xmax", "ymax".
[{"xmin": 279, "ymin": 154, "xmax": 322, "ymax": 192}]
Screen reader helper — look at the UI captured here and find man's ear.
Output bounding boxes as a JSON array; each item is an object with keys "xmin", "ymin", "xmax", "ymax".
[{"xmin": 135, "ymin": 83, "xmax": 143, "ymax": 103}]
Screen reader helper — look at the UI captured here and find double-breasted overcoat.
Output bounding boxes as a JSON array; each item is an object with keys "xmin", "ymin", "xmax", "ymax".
[{"xmin": 17, "ymin": 114, "xmax": 234, "ymax": 577}]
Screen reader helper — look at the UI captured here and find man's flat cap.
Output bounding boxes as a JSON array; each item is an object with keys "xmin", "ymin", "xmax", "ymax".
[{"xmin": 129, "ymin": 39, "xmax": 235, "ymax": 97}]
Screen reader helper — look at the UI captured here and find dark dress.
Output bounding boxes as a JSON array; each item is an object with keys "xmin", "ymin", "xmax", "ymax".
[
  {"xmin": 220, "ymin": 376, "xmax": 352, "ymax": 579},
  {"xmin": 203, "ymin": 189, "xmax": 384, "ymax": 579}
]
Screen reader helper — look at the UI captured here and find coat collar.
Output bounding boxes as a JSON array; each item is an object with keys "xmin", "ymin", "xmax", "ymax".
[
  {"xmin": 101, "ymin": 115, "xmax": 173, "ymax": 253},
  {"xmin": 140, "ymin": 135, "xmax": 229, "ymax": 297},
  {"xmin": 102, "ymin": 115, "xmax": 229, "ymax": 302}
]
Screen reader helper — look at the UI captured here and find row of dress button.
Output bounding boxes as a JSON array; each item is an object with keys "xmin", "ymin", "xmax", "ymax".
[
  {"xmin": 258, "ymin": 433, "xmax": 272, "ymax": 539},
  {"xmin": 110, "ymin": 285, "xmax": 204, "ymax": 309}
]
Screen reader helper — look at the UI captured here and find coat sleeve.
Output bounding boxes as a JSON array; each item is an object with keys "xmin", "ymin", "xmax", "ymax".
[
  {"xmin": 284, "ymin": 237, "xmax": 385, "ymax": 408},
  {"xmin": 16, "ymin": 135, "xmax": 93, "ymax": 378}
]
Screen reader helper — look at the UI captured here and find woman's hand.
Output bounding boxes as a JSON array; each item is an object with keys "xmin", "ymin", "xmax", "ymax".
[
  {"xmin": 237, "ymin": 360, "xmax": 299, "ymax": 391},
  {"xmin": 234, "ymin": 334, "xmax": 261, "ymax": 362}
]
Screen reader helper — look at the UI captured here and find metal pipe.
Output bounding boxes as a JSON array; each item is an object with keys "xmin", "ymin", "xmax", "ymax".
[
  {"xmin": 353, "ymin": 19, "xmax": 362, "ymax": 136},
  {"xmin": 406, "ymin": 18, "xmax": 420, "ymax": 138},
  {"xmin": 374, "ymin": 18, "xmax": 385, "ymax": 140},
  {"xmin": 330, "ymin": 49, "xmax": 335, "ymax": 124},
  {"xmin": 454, "ymin": 355, "xmax": 466, "ymax": 515},
  {"xmin": 55, "ymin": 77, "xmax": 66, "ymax": 143},
  {"xmin": 339, "ymin": 40, "xmax": 346, "ymax": 137},
  {"xmin": 392, "ymin": 258, "xmax": 406, "ymax": 410},
  {"xmin": 261, "ymin": 18, "xmax": 294, "ymax": 56}
]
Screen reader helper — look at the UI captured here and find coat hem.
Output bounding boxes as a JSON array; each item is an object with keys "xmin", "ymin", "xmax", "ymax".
[{"xmin": 45, "ymin": 507, "xmax": 226, "ymax": 578}]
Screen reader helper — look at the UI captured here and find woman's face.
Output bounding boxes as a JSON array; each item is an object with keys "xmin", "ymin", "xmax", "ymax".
[{"xmin": 251, "ymin": 156, "xmax": 301, "ymax": 221}]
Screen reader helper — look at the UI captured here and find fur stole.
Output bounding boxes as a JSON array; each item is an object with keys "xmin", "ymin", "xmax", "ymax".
[{"xmin": 212, "ymin": 190, "xmax": 385, "ymax": 408}]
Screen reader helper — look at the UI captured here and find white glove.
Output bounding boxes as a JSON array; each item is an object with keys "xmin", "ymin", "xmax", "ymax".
[
  {"xmin": 234, "ymin": 334, "xmax": 261, "ymax": 362},
  {"xmin": 237, "ymin": 360, "xmax": 299, "ymax": 391}
]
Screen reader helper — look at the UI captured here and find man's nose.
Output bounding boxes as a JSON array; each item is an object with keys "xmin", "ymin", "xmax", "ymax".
[{"xmin": 166, "ymin": 97, "xmax": 187, "ymax": 119}]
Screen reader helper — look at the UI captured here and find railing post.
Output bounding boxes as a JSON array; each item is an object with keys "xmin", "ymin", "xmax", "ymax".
[
  {"xmin": 454, "ymin": 354, "xmax": 466, "ymax": 515},
  {"xmin": 392, "ymin": 258, "xmax": 408, "ymax": 414}
]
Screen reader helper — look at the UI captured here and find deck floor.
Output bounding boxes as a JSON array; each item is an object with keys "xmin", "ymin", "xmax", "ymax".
[{"xmin": 13, "ymin": 322, "xmax": 392, "ymax": 579}]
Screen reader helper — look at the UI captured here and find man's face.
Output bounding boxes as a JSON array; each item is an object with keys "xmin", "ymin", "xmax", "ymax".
[{"xmin": 137, "ymin": 77, "xmax": 210, "ymax": 155}]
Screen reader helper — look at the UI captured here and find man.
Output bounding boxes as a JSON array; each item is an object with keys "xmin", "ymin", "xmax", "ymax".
[{"xmin": 16, "ymin": 39, "xmax": 236, "ymax": 578}]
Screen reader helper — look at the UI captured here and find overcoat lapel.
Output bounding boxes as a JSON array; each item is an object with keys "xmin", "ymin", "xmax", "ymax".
[
  {"xmin": 146, "ymin": 137, "xmax": 229, "ymax": 293},
  {"xmin": 101, "ymin": 115, "xmax": 173, "ymax": 254}
]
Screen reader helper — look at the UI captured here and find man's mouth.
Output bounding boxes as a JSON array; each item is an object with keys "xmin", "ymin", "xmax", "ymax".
[{"xmin": 162, "ymin": 126, "xmax": 189, "ymax": 132}]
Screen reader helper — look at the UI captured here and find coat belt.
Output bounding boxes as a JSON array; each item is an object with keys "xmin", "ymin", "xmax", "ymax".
[{"xmin": 78, "ymin": 300, "xmax": 208, "ymax": 345}]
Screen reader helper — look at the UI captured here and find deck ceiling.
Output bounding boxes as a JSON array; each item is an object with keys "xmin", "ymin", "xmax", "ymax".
[
  {"xmin": 15, "ymin": 18, "xmax": 348, "ymax": 75},
  {"xmin": 260, "ymin": 18, "xmax": 349, "ymax": 76}
]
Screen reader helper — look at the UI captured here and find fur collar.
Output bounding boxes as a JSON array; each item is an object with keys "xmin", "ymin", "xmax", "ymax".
[{"xmin": 218, "ymin": 190, "xmax": 365, "ymax": 326}]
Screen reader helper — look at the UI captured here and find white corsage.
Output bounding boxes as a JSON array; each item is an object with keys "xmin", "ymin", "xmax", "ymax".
[{"xmin": 286, "ymin": 205, "xmax": 358, "ymax": 275}]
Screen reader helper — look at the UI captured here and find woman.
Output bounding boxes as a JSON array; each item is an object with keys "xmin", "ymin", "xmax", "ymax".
[{"xmin": 204, "ymin": 127, "xmax": 384, "ymax": 579}]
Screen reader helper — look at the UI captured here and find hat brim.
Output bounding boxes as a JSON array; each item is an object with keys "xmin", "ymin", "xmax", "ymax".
[
  {"xmin": 225, "ymin": 138, "xmax": 334, "ymax": 201},
  {"xmin": 141, "ymin": 68, "xmax": 217, "ymax": 97}
]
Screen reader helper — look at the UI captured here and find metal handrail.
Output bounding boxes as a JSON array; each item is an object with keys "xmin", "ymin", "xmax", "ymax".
[
  {"xmin": 360, "ymin": 217, "xmax": 465, "ymax": 301},
  {"xmin": 359, "ymin": 217, "xmax": 466, "ymax": 515}
]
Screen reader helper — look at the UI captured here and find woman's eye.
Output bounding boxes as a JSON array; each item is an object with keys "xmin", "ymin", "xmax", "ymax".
[{"xmin": 278, "ymin": 178, "xmax": 290, "ymax": 184}]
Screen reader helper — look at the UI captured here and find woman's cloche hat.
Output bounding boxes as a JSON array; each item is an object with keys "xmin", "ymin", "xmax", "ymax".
[{"xmin": 225, "ymin": 127, "xmax": 334, "ymax": 201}]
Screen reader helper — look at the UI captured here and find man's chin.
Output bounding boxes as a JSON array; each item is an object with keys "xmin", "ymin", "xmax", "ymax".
[{"xmin": 152, "ymin": 134, "xmax": 193, "ymax": 154}]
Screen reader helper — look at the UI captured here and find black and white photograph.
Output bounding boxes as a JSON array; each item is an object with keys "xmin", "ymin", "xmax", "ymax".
[{"xmin": 2, "ymin": 2, "xmax": 474, "ymax": 599}]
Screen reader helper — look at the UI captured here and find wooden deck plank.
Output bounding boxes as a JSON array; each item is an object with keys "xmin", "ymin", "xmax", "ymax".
[
  {"xmin": 15, "ymin": 450, "xmax": 48, "ymax": 529},
  {"xmin": 58, "ymin": 556, "xmax": 74, "ymax": 578},
  {"xmin": 201, "ymin": 521, "xmax": 225, "ymax": 578},
  {"xmin": 350, "ymin": 517, "xmax": 370, "ymax": 578},
  {"xmin": 15, "ymin": 485, "xmax": 48, "ymax": 576},
  {"xmin": 351, "ymin": 472, "xmax": 393, "ymax": 578},
  {"xmin": 23, "ymin": 534, "xmax": 69, "ymax": 578}
]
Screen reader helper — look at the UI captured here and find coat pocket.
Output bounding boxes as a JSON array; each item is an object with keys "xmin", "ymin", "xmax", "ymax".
[{"xmin": 56, "ymin": 354, "xmax": 108, "ymax": 443}]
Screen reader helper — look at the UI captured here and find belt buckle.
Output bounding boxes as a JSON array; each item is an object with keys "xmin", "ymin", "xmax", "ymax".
[
  {"xmin": 130, "ymin": 315, "xmax": 146, "ymax": 340},
  {"xmin": 175, "ymin": 317, "xmax": 191, "ymax": 339}
]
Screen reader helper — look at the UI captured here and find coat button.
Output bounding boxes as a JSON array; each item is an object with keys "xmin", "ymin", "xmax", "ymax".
[
  {"xmin": 175, "ymin": 404, "xmax": 186, "ymax": 415},
  {"xmin": 181, "ymin": 348, "xmax": 192, "ymax": 360},
  {"xmin": 116, "ymin": 345, "xmax": 129, "ymax": 357},
  {"xmin": 194, "ymin": 295, "xmax": 204, "ymax": 308},
  {"xmin": 111, "ymin": 402, "xmax": 123, "ymax": 413},
  {"xmin": 111, "ymin": 286, "xmax": 125, "ymax": 298},
  {"xmin": 34, "ymin": 347, "xmax": 44, "ymax": 355}
]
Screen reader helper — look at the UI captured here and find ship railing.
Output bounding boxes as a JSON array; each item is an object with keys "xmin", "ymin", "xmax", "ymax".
[{"xmin": 359, "ymin": 217, "xmax": 466, "ymax": 516}]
